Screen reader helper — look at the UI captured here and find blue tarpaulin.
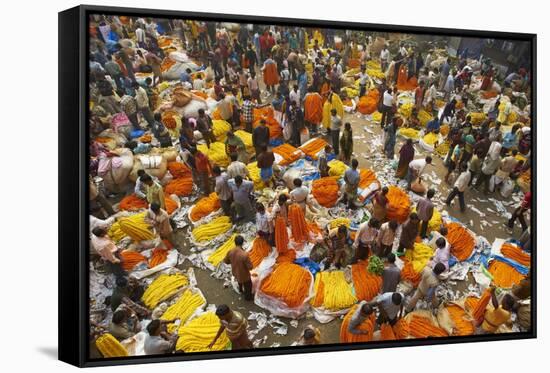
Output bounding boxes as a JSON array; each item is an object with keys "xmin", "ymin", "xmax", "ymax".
[
  {"xmin": 294, "ymin": 257, "xmax": 321, "ymax": 277},
  {"xmin": 491, "ymin": 255, "xmax": 530, "ymax": 275}
]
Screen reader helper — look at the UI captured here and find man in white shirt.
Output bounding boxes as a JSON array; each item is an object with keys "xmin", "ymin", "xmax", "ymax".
[
  {"xmin": 290, "ymin": 178, "xmax": 309, "ymax": 213},
  {"xmin": 408, "ymin": 156, "xmax": 432, "ymax": 188},
  {"xmin": 380, "ymin": 87, "xmax": 394, "ymax": 128},
  {"xmin": 445, "ymin": 164, "xmax": 471, "ymax": 212},
  {"xmin": 289, "ymin": 84, "xmax": 300, "ymax": 106},
  {"xmin": 380, "ymin": 46, "xmax": 390, "ymax": 71},
  {"xmin": 227, "ymin": 154, "xmax": 250, "ymax": 180},
  {"xmin": 352, "ymin": 217, "xmax": 380, "ymax": 263},
  {"xmin": 135, "ymin": 26, "xmax": 146, "ymax": 47}
]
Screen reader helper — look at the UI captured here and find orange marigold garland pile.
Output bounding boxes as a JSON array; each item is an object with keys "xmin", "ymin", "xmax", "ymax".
[
  {"xmin": 259, "ymin": 262, "xmax": 311, "ymax": 308},
  {"xmin": 274, "ymin": 216, "xmax": 289, "ymax": 254},
  {"xmin": 288, "ymin": 204, "xmax": 309, "ymax": 243},
  {"xmin": 312, "ymin": 177, "xmax": 340, "ymax": 207},
  {"xmin": 501, "ymin": 243, "xmax": 531, "ymax": 267},
  {"xmin": 248, "ymin": 238, "xmax": 271, "ymax": 268},
  {"xmin": 299, "ymin": 138, "xmax": 328, "ymax": 159},
  {"xmin": 386, "ymin": 186, "xmax": 411, "ymax": 223},
  {"xmin": 380, "ymin": 323, "xmax": 397, "ymax": 340},
  {"xmin": 351, "ymin": 261, "xmax": 382, "ymax": 301},
  {"xmin": 273, "ymin": 143, "xmax": 301, "ymax": 166},
  {"xmin": 487, "ymin": 261, "xmax": 526, "ymax": 288},
  {"xmin": 167, "ymin": 161, "xmax": 192, "ymax": 178},
  {"xmin": 446, "ymin": 222, "xmax": 475, "ymax": 261},
  {"xmin": 165, "ymin": 177, "xmax": 193, "ymax": 196},
  {"xmin": 400, "ymin": 258, "xmax": 422, "ymax": 286},
  {"xmin": 164, "ymin": 197, "xmax": 178, "ymax": 215},
  {"xmin": 148, "ymin": 247, "xmax": 169, "ymax": 268},
  {"xmin": 358, "ymin": 169, "xmax": 379, "ymax": 189},
  {"xmin": 190, "ymin": 193, "xmax": 221, "ymax": 222},
  {"xmin": 446, "ymin": 304, "xmax": 475, "ymax": 336},
  {"xmin": 119, "ymin": 195, "xmax": 148, "ymax": 211},
  {"xmin": 408, "ymin": 315, "xmax": 448, "ymax": 338},
  {"xmin": 120, "ymin": 251, "xmax": 147, "ymax": 271}
]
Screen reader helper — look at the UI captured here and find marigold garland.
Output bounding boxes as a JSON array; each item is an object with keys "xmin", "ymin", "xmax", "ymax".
[
  {"xmin": 312, "ymin": 177, "xmax": 340, "ymax": 207},
  {"xmin": 260, "ymin": 262, "xmax": 312, "ymax": 308},
  {"xmin": 445, "ymin": 222, "xmax": 475, "ymax": 261}
]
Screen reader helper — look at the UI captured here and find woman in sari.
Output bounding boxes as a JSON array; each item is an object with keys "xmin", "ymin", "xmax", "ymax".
[{"xmin": 396, "ymin": 138, "xmax": 415, "ymax": 179}]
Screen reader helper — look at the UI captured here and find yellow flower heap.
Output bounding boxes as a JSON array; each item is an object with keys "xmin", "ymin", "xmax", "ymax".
[
  {"xmin": 207, "ymin": 234, "xmax": 238, "ymax": 266},
  {"xmin": 161, "ymin": 289, "xmax": 206, "ymax": 333},
  {"xmin": 176, "ymin": 312, "xmax": 230, "ymax": 352},
  {"xmin": 142, "ymin": 273, "xmax": 189, "ymax": 309},
  {"xmin": 191, "ymin": 216, "xmax": 233, "ymax": 243}
]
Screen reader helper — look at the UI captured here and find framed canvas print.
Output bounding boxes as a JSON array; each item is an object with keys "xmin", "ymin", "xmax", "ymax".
[{"xmin": 58, "ymin": 4, "xmax": 536, "ymax": 367}]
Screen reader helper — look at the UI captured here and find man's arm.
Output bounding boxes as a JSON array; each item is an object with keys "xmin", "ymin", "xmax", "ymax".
[{"xmin": 207, "ymin": 325, "xmax": 226, "ymax": 349}]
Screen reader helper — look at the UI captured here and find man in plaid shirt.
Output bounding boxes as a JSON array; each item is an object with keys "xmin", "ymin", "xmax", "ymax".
[{"xmin": 241, "ymin": 95, "xmax": 256, "ymax": 133}]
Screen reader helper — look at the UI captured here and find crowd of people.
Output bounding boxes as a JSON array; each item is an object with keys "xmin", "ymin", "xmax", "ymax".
[{"xmin": 87, "ymin": 14, "xmax": 533, "ymax": 358}]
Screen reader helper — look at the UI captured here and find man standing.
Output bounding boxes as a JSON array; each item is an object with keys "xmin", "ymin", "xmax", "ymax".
[
  {"xmin": 209, "ymin": 304, "xmax": 252, "ymax": 350},
  {"xmin": 397, "ymin": 213, "xmax": 420, "ymax": 254},
  {"xmin": 445, "ymin": 164, "xmax": 471, "ymax": 213},
  {"xmin": 223, "ymin": 235, "xmax": 254, "ymax": 301},
  {"xmin": 133, "ymin": 82, "xmax": 154, "ymax": 126},
  {"xmin": 380, "ymin": 87, "xmax": 394, "ymax": 128},
  {"xmin": 196, "ymin": 108, "xmax": 215, "ymax": 148},
  {"xmin": 242, "ymin": 95, "xmax": 257, "ymax": 133},
  {"xmin": 256, "ymin": 145, "xmax": 275, "ymax": 188},
  {"xmin": 380, "ymin": 45, "xmax": 390, "ymax": 72},
  {"xmin": 376, "ymin": 220, "xmax": 398, "ymax": 258},
  {"xmin": 342, "ymin": 159, "xmax": 360, "ymax": 209},
  {"xmin": 417, "ymin": 188, "xmax": 435, "ymax": 238},
  {"xmin": 369, "ymin": 292, "xmax": 404, "ymax": 326},
  {"xmin": 352, "ymin": 217, "xmax": 380, "ymax": 263},
  {"xmin": 120, "ymin": 92, "xmax": 139, "ymax": 129},
  {"xmin": 229, "ymin": 175, "xmax": 255, "ymax": 223},
  {"xmin": 508, "ymin": 191, "xmax": 531, "ymax": 232},
  {"xmin": 382, "ymin": 253, "xmax": 401, "ymax": 293},
  {"xmin": 290, "ymin": 178, "xmax": 309, "ymax": 213},
  {"xmin": 252, "ymin": 119, "xmax": 270, "ymax": 156},
  {"xmin": 406, "ymin": 263, "xmax": 446, "ymax": 312},
  {"xmin": 213, "ymin": 166, "xmax": 233, "ymax": 218},
  {"xmin": 329, "ymin": 108, "xmax": 342, "ymax": 156}
]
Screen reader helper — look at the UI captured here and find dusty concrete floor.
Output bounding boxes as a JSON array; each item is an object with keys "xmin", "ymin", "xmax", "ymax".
[{"xmin": 165, "ymin": 102, "xmax": 527, "ymax": 348}]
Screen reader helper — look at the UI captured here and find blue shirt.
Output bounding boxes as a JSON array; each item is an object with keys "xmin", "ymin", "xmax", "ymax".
[{"xmin": 426, "ymin": 119, "xmax": 440, "ymax": 132}]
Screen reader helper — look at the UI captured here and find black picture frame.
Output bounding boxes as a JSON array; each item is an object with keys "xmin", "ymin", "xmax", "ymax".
[{"xmin": 59, "ymin": 4, "xmax": 536, "ymax": 368}]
